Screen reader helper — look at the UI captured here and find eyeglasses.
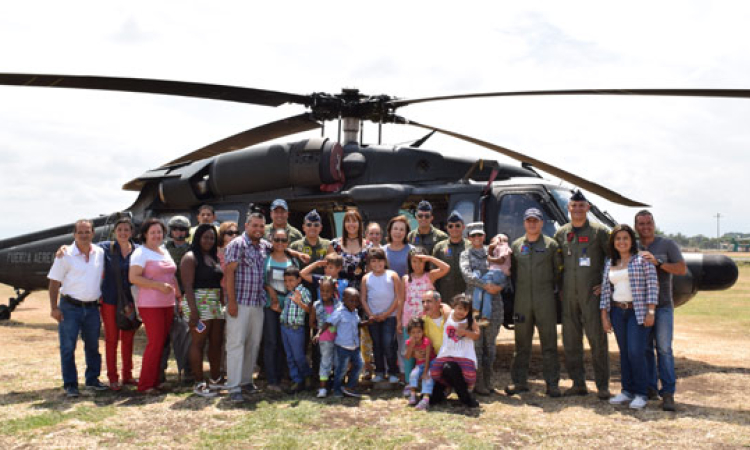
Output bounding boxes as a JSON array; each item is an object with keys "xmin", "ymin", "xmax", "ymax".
[
  {"xmin": 416, "ymin": 213, "xmax": 431, "ymax": 219},
  {"xmin": 447, "ymin": 224, "xmax": 462, "ymax": 229},
  {"xmin": 273, "ymin": 237, "xmax": 288, "ymax": 243},
  {"xmin": 305, "ymin": 222, "xmax": 321, "ymax": 227},
  {"xmin": 226, "ymin": 230, "xmax": 239, "ymax": 236}
]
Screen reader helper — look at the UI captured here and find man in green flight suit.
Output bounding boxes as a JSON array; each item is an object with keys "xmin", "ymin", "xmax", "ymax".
[
  {"xmin": 505, "ymin": 208, "xmax": 563, "ymax": 397},
  {"xmin": 408, "ymin": 200, "xmax": 448, "ymax": 255},
  {"xmin": 554, "ymin": 190, "xmax": 611, "ymax": 399},
  {"xmin": 431, "ymin": 210, "xmax": 470, "ymax": 304},
  {"xmin": 264, "ymin": 199, "xmax": 304, "ymax": 243}
]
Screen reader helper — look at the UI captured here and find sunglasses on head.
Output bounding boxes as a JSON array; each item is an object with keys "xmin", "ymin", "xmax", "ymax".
[
  {"xmin": 416, "ymin": 213, "xmax": 431, "ymax": 219},
  {"xmin": 273, "ymin": 237, "xmax": 288, "ymax": 243},
  {"xmin": 305, "ymin": 222, "xmax": 321, "ymax": 227}
]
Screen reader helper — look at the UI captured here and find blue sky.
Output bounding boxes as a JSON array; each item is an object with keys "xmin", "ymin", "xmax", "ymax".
[{"xmin": 1, "ymin": 1, "xmax": 749, "ymax": 238}]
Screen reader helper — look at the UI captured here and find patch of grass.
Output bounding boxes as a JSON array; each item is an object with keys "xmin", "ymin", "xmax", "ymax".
[
  {"xmin": 84, "ymin": 425, "xmax": 137, "ymax": 440},
  {"xmin": 2, "ymin": 405, "xmax": 115, "ymax": 435},
  {"xmin": 677, "ymin": 266, "xmax": 750, "ymax": 328}
]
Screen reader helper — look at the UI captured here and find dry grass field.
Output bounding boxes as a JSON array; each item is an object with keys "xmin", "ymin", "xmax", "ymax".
[{"xmin": 0, "ymin": 267, "xmax": 749, "ymax": 448}]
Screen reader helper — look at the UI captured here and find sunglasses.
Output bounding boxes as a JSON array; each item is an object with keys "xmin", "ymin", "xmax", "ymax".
[
  {"xmin": 273, "ymin": 237, "xmax": 288, "ymax": 243},
  {"xmin": 447, "ymin": 224, "xmax": 462, "ymax": 229},
  {"xmin": 416, "ymin": 213, "xmax": 431, "ymax": 219},
  {"xmin": 305, "ymin": 222, "xmax": 321, "ymax": 227},
  {"xmin": 171, "ymin": 227, "xmax": 189, "ymax": 232},
  {"xmin": 225, "ymin": 230, "xmax": 239, "ymax": 236}
]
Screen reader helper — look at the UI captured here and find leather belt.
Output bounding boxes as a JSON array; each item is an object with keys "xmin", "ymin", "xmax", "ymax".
[
  {"xmin": 281, "ymin": 323, "xmax": 303, "ymax": 330},
  {"xmin": 62, "ymin": 295, "xmax": 100, "ymax": 308},
  {"xmin": 611, "ymin": 301, "xmax": 633, "ymax": 310}
]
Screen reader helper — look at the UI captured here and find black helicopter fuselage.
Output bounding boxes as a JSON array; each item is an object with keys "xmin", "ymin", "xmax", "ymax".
[{"xmin": 0, "ymin": 138, "xmax": 738, "ymax": 320}]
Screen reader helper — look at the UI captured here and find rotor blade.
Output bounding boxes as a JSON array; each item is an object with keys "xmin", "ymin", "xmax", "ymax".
[
  {"xmin": 394, "ymin": 116, "xmax": 648, "ymax": 207},
  {"xmin": 122, "ymin": 113, "xmax": 321, "ymax": 190},
  {"xmin": 0, "ymin": 73, "xmax": 309, "ymax": 107},
  {"xmin": 391, "ymin": 88, "xmax": 750, "ymax": 108},
  {"xmin": 163, "ymin": 113, "xmax": 321, "ymax": 166}
]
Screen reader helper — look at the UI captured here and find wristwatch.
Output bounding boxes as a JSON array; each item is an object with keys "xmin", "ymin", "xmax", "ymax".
[{"xmin": 656, "ymin": 258, "xmax": 664, "ymax": 268}]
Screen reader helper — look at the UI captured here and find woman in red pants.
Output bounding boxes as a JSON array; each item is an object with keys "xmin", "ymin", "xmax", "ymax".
[
  {"xmin": 99, "ymin": 217, "xmax": 139, "ymax": 390},
  {"xmin": 129, "ymin": 218, "xmax": 180, "ymax": 394}
]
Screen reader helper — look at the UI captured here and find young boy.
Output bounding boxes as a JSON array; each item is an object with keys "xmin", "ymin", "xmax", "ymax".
[
  {"xmin": 280, "ymin": 266, "xmax": 313, "ymax": 393},
  {"xmin": 319, "ymin": 287, "xmax": 368, "ymax": 398},
  {"xmin": 300, "ymin": 253, "xmax": 348, "ymax": 300}
]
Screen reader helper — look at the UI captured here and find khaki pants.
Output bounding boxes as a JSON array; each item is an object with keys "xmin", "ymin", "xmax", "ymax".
[{"xmin": 225, "ymin": 304, "xmax": 264, "ymax": 394}]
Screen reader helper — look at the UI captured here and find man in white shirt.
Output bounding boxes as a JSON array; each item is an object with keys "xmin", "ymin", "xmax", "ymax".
[{"xmin": 48, "ymin": 219, "xmax": 107, "ymax": 397}]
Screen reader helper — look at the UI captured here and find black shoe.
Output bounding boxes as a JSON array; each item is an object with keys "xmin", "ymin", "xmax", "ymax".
[
  {"xmin": 647, "ymin": 387, "xmax": 660, "ymax": 401},
  {"xmin": 546, "ymin": 386, "xmax": 561, "ymax": 398},
  {"xmin": 662, "ymin": 393, "xmax": 676, "ymax": 412},
  {"xmin": 504, "ymin": 384, "xmax": 530, "ymax": 396},
  {"xmin": 342, "ymin": 387, "xmax": 362, "ymax": 398},
  {"xmin": 85, "ymin": 380, "xmax": 109, "ymax": 391},
  {"xmin": 64, "ymin": 386, "xmax": 80, "ymax": 398},
  {"xmin": 564, "ymin": 385, "xmax": 588, "ymax": 396},
  {"xmin": 597, "ymin": 389, "xmax": 612, "ymax": 400}
]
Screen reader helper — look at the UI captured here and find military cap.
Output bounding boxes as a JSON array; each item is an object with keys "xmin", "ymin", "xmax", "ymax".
[
  {"xmin": 304, "ymin": 209, "xmax": 321, "ymax": 223},
  {"xmin": 466, "ymin": 222, "xmax": 486, "ymax": 236},
  {"xmin": 570, "ymin": 190, "xmax": 588, "ymax": 202},
  {"xmin": 417, "ymin": 200, "xmax": 433, "ymax": 212},
  {"xmin": 271, "ymin": 198, "xmax": 289, "ymax": 211},
  {"xmin": 524, "ymin": 208, "xmax": 544, "ymax": 221},
  {"xmin": 447, "ymin": 210, "xmax": 464, "ymax": 223}
]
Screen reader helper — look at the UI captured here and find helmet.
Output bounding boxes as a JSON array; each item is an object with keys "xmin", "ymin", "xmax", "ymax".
[{"xmin": 168, "ymin": 215, "xmax": 191, "ymax": 229}]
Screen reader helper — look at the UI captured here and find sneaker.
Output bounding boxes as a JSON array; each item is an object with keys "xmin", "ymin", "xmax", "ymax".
[
  {"xmin": 388, "ymin": 375, "xmax": 399, "ymax": 384},
  {"xmin": 371, "ymin": 374, "xmax": 384, "ymax": 383},
  {"xmin": 403, "ymin": 386, "xmax": 412, "ymax": 397},
  {"xmin": 662, "ymin": 393, "xmax": 676, "ymax": 412},
  {"xmin": 408, "ymin": 394, "xmax": 418, "ymax": 406},
  {"xmin": 564, "ymin": 385, "xmax": 589, "ymax": 396},
  {"xmin": 629, "ymin": 395, "xmax": 647, "ymax": 410},
  {"xmin": 85, "ymin": 380, "xmax": 109, "ymax": 391},
  {"xmin": 64, "ymin": 386, "xmax": 80, "ymax": 398},
  {"xmin": 415, "ymin": 397, "xmax": 430, "ymax": 411},
  {"xmin": 504, "ymin": 384, "xmax": 530, "ymax": 396},
  {"xmin": 342, "ymin": 387, "xmax": 362, "ymax": 398},
  {"xmin": 609, "ymin": 392, "xmax": 634, "ymax": 405},
  {"xmin": 317, "ymin": 388, "xmax": 327, "ymax": 398},
  {"xmin": 209, "ymin": 377, "xmax": 226, "ymax": 390},
  {"xmin": 193, "ymin": 382, "xmax": 218, "ymax": 398},
  {"xmin": 229, "ymin": 392, "xmax": 245, "ymax": 403}
]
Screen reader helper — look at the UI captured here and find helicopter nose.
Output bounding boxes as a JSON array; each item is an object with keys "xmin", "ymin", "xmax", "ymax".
[{"xmin": 696, "ymin": 254, "xmax": 739, "ymax": 291}]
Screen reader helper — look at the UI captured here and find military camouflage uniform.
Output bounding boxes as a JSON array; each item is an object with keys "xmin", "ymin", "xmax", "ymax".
[
  {"xmin": 431, "ymin": 238, "xmax": 470, "ymax": 303},
  {"xmin": 408, "ymin": 226, "xmax": 448, "ymax": 255}
]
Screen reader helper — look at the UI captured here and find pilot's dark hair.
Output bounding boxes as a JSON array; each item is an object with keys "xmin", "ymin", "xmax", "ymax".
[
  {"xmin": 386, "ymin": 215, "xmax": 411, "ymax": 245},
  {"xmin": 73, "ymin": 219, "xmax": 94, "ymax": 234},
  {"xmin": 190, "ymin": 224, "xmax": 219, "ymax": 269},
  {"xmin": 634, "ymin": 209, "xmax": 654, "ymax": 224},
  {"xmin": 198, "ymin": 204, "xmax": 215, "ymax": 215},
  {"xmin": 114, "ymin": 217, "xmax": 134, "ymax": 232},
  {"xmin": 608, "ymin": 224, "xmax": 639, "ymax": 263},
  {"xmin": 139, "ymin": 217, "xmax": 167, "ymax": 241}
]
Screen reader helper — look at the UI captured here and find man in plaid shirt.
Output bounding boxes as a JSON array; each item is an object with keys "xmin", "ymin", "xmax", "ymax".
[
  {"xmin": 281, "ymin": 266, "xmax": 312, "ymax": 393},
  {"xmin": 224, "ymin": 210, "xmax": 272, "ymax": 402}
]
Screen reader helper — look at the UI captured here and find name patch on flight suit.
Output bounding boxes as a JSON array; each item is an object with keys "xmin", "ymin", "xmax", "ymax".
[{"xmin": 578, "ymin": 236, "xmax": 589, "ymax": 243}]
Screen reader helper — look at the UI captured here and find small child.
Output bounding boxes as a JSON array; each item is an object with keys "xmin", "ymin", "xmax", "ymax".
[
  {"xmin": 310, "ymin": 277, "xmax": 340, "ymax": 398},
  {"xmin": 321, "ymin": 287, "xmax": 368, "ymax": 398},
  {"xmin": 473, "ymin": 233, "xmax": 511, "ymax": 326},
  {"xmin": 300, "ymin": 253, "xmax": 349, "ymax": 300},
  {"xmin": 404, "ymin": 317, "xmax": 435, "ymax": 411},
  {"xmin": 280, "ymin": 266, "xmax": 313, "ymax": 393}
]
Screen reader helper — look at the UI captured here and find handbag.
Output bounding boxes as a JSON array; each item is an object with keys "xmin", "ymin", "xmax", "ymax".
[{"xmin": 111, "ymin": 242, "xmax": 142, "ymax": 331}]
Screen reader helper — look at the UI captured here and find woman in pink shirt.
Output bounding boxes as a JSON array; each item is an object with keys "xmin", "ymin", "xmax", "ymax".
[{"xmin": 129, "ymin": 218, "xmax": 180, "ymax": 393}]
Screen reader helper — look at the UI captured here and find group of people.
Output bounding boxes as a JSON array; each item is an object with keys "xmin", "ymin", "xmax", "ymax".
[{"xmin": 47, "ymin": 192, "xmax": 685, "ymax": 412}]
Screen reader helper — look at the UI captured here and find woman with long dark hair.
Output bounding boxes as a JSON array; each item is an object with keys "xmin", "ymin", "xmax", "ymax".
[
  {"xmin": 180, "ymin": 224, "xmax": 224, "ymax": 397},
  {"xmin": 600, "ymin": 224, "xmax": 658, "ymax": 410},
  {"xmin": 328, "ymin": 208, "xmax": 371, "ymax": 290}
]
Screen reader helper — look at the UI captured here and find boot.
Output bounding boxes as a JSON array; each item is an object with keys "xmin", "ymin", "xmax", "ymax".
[
  {"xmin": 474, "ymin": 369, "xmax": 490, "ymax": 396},
  {"xmin": 662, "ymin": 393, "xmax": 676, "ymax": 412}
]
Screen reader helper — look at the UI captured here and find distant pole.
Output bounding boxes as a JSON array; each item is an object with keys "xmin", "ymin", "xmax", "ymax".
[{"xmin": 714, "ymin": 213, "xmax": 722, "ymax": 249}]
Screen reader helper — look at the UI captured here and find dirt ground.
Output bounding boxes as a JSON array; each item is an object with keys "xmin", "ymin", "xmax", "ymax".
[{"xmin": 0, "ymin": 283, "xmax": 748, "ymax": 448}]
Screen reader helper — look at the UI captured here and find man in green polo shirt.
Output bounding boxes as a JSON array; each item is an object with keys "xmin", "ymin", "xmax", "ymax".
[
  {"xmin": 265, "ymin": 198, "xmax": 303, "ymax": 243},
  {"xmin": 408, "ymin": 200, "xmax": 447, "ymax": 255},
  {"xmin": 432, "ymin": 210, "xmax": 470, "ymax": 304},
  {"xmin": 554, "ymin": 190, "xmax": 610, "ymax": 399}
]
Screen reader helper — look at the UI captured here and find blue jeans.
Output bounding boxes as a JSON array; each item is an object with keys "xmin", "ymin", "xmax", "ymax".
[
  {"xmin": 409, "ymin": 363, "xmax": 435, "ymax": 395},
  {"xmin": 58, "ymin": 298, "xmax": 102, "ymax": 388},
  {"xmin": 646, "ymin": 306, "xmax": 676, "ymax": 395},
  {"xmin": 402, "ymin": 329, "xmax": 415, "ymax": 382},
  {"xmin": 368, "ymin": 316, "xmax": 398, "ymax": 377},
  {"xmin": 610, "ymin": 307, "xmax": 651, "ymax": 397},
  {"xmin": 333, "ymin": 345, "xmax": 363, "ymax": 394},
  {"xmin": 281, "ymin": 325, "xmax": 311, "ymax": 384},
  {"xmin": 263, "ymin": 308, "xmax": 285, "ymax": 385},
  {"xmin": 473, "ymin": 269, "xmax": 505, "ymax": 319},
  {"xmin": 318, "ymin": 340, "xmax": 335, "ymax": 381}
]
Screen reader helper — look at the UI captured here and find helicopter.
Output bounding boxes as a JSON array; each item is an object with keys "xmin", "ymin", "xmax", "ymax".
[{"xmin": 0, "ymin": 73, "xmax": 741, "ymax": 320}]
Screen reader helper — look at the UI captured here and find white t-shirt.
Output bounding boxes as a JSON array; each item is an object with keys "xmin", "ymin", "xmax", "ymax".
[
  {"xmin": 130, "ymin": 246, "xmax": 174, "ymax": 268},
  {"xmin": 609, "ymin": 267, "xmax": 633, "ymax": 303},
  {"xmin": 47, "ymin": 243, "xmax": 105, "ymax": 302}
]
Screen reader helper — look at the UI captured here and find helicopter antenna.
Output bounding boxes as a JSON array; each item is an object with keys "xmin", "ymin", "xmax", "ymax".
[{"xmin": 412, "ymin": 130, "xmax": 437, "ymax": 148}]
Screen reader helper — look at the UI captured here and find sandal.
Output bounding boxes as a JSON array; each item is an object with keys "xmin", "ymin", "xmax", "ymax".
[{"xmin": 193, "ymin": 382, "xmax": 218, "ymax": 398}]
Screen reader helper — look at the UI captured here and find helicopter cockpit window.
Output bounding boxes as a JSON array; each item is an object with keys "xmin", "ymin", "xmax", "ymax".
[
  {"xmin": 497, "ymin": 193, "xmax": 557, "ymax": 242},
  {"xmin": 453, "ymin": 200, "xmax": 475, "ymax": 225},
  {"xmin": 215, "ymin": 210, "xmax": 240, "ymax": 225}
]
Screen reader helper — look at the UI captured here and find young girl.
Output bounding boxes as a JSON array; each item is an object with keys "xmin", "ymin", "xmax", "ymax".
[
  {"xmin": 360, "ymin": 247, "xmax": 403, "ymax": 383},
  {"xmin": 400, "ymin": 247, "xmax": 449, "ymax": 395},
  {"xmin": 311, "ymin": 277, "xmax": 341, "ymax": 398},
  {"xmin": 404, "ymin": 318, "xmax": 435, "ymax": 411},
  {"xmin": 430, "ymin": 294, "xmax": 481, "ymax": 407}
]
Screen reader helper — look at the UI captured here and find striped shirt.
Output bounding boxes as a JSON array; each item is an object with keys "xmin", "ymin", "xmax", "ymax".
[
  {"xmin": 599, "ymin": 254, "xmax": 658, "ymax": 324},
  {"xmin": 224, "ymin": 233, "xmax": 272, "ymax": 307},
  {"xmin": 281, "ymin": 285, "xmax": 311, "ymax": 326}
]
